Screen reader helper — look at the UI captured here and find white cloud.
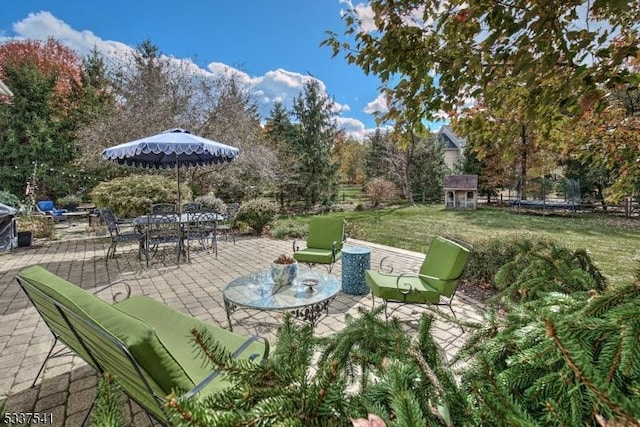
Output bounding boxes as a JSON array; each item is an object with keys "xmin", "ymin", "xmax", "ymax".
[
  {"xmin": 7, "ymin": 11, "xmax": 132, "ymax": 57},
  {"xmin": 2, "ymin": 11, "xmax": 379, "ymax": 136},
  {"xmin": 363, "ymin": 92, "xmax": 389, "ymax": 115},
  {"xmin": 339, "ymin": 1, "xmax": 377, "ymax": 32}
]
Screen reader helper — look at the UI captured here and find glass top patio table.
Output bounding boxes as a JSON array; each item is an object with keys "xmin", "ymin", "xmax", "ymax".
[
  {"xmin": 223, "ymin": 268, "xmax": 340, "ymax": 331},
  {"xmin": 132, "ymin": 212, "xmax": 223, "ymax": 226}
]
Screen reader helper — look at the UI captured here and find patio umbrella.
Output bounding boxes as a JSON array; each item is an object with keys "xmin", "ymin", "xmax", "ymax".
[{"xmin": 101, "ymin": 128, "xmax": 239, "ymax": 210}]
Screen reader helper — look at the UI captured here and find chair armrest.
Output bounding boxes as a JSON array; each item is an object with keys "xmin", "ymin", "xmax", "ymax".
[
  {"xmin": 93, "ymin": 280, "xmax": 132, "ymax": 303},
  {"xmin": 395, "ymin": 272, "xmax": 443, "ymax": 295},
  {"xmin": 117, "ymin": 217, "xmax": 134, "ymax": 225},
  {"xmin": 331, "ymin": 240, "xmax": 338, "ymax": 260},
  {"xmin": 183, "ymin": 335, "xmax": 269, "ymax": 399}
]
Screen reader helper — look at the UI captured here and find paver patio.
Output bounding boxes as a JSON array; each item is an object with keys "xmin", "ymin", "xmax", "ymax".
[{"xmin": 0, "ymin": 232, "xmax": 484, "ymax": 426}]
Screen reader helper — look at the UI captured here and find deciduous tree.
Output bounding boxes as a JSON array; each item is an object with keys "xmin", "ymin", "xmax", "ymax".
[{"xmin": 0, "ymin": 38, "xmax": 86, "ymax": 198}]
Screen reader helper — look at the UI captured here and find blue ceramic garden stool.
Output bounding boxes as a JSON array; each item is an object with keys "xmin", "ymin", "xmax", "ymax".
[{"xmin": 341, "ymin": 246, "xmax": 371, "ymax": 295}]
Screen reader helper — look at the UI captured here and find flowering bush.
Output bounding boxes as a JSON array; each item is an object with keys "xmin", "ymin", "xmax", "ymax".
[{"xmin": 236, "ymin": 198, "xmax": 278, "ymax": 235}]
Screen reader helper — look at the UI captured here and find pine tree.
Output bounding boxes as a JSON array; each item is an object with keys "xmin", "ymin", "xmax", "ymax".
[
  {"xmin": 364, "ymin": 129, "xmax": 390, "ymax": 181},
  {"xmin": 291, "ymin": 80, "xmax": 340, "ymax": 207},
  {"xmin": 264, "ymin": 101, "xmax": 301, "ymax": 207}
]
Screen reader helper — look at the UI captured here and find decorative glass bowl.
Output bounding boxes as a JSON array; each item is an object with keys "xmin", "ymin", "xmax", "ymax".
[{"xmin": 302, "ymin": 278, "xmax": 320, "ymax": 293}]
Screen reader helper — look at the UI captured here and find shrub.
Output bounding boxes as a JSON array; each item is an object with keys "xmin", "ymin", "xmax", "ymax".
[
  {"xmin": 0, "ymin": 191, "xmax": 20, "ymax": 208},
  {"xmin": 364, "ymin": 178, "xmax": 398, "ymax": 207},
  {"xmin": 91, "ymin": 174, "xmax": 191, "ymax": 218},
  {"xmin": 270, "ymin": 221, "xmax": 307, "ymax": 239},
  {"xmin": 195, "ymin": 193, "xmax": 226, "ymax": 213},
  {"xmin": 236, "ymin": 198, "xmax": 278, "ymax": 235},
  {"xmin": 57, "ymin": 194, "xmax": 81, "ymax": 206},
  {"xmin": 17, "ymin": 215, "xmax": 55, "ymax": 239},
  {"xmin": 491, "ymin": 239, "xmax": 607, "ymax": 303},
  {"xmin": 461, "ymin": 236, "xmax": 524, "ymax": 287}
]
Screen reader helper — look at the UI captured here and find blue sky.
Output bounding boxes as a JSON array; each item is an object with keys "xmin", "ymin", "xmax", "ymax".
[{"xmin": 0, "ymin": 1, "xmax": 397, "ymax": 139}]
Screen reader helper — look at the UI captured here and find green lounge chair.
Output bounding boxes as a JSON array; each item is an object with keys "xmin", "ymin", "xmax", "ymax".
[
  {"xmin": 365, "ymin": 236, "xmax": 472, "ymax": 320},
  {"xmin": 293, "ymin": 217, "xmax": 345, "ymax": 273},
  {"xmin": 16, "ymin": 266, "xmax": 269, "ymax": 426}
]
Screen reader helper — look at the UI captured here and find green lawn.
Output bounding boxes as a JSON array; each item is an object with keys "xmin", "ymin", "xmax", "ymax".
[
  {"xmin": 337, "ymin": 184, "xmax": 368, "ymax": 204},
  {"xmin": 283, "ymin": 204, "xmax": 640, "ymax": 286}
]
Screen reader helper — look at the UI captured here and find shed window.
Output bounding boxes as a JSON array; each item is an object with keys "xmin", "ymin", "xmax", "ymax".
[{"xmin": 467, "ymin": 191, "xmax": 474, "ymax": 199}]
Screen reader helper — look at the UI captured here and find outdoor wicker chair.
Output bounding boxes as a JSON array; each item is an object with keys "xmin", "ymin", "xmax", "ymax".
[{"xmin": 182, "ymin": 202, "xmax": 202, "ymax": 212}]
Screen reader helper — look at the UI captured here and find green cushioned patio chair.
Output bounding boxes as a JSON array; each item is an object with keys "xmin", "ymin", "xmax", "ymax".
[
  {"xmin": 293, "ymin": 217, "xmax": 345, "ymax": 273},
  {"xmin": 365, "ymin": 236, "xmax": 472, "ymax": 320},
  {"xmin": 16, "ymin": 266, "xmax": 269, "ymax": 426}
]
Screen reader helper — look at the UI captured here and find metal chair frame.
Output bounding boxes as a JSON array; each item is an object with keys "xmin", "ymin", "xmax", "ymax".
[
  {"xmin": 150, "ymin": 203, "xmax": 176, "ymax": 214},
  {"xmin": 144, "ymin": 213, "xmax": 182, "ymax": 267},
  {"xmin": 16, "ymin": 274, "xmax": 268, "ymax": 426},
  {"xmin": 216, "ymin": 202, "xmax": 239, "ymax": 244},
  {"xmin": 185, "ymin": 209, "xmax": 218, "ymax": 260},
  {"xmin": 100, "ymin": 208, "xmax": 144, "ymax": 261},
  {"xmin": 370, "ymin": 237, "xmax": 473, "ymax": 325}
]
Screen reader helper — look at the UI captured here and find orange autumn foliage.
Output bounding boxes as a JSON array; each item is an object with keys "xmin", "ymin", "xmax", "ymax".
[{"xmin": 0, "ymin": 38, "xmax": 82, "ymax": 98}]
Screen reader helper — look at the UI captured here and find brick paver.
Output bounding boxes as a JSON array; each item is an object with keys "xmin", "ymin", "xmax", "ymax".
[{"xmin": 0, "ymin": 233, "xmax": 484, "ymax": 426}]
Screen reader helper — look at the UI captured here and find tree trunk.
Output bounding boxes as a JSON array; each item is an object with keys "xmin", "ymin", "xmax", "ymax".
[
  {"xmin": 520, "ymin": 123, "xmax": 528, "ymax": 199},
  {"xmin": 596, "ymin": 185, "xmax": 607, "ymax": 211},
  {"xmin": 403, "ymin": 133, "xmax": 416, "ymax": 205}
]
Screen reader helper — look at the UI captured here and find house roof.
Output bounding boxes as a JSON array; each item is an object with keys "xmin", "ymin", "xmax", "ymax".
[
  {"xmin": 444, "ymin": 175, "xmax": 478, "ymax": 190},
  {"xmin": 438, "ymin": 125, "xmax": 466, "ymax": 150},
  {"xmin": 0, "ymin": 80, "xmax": 13, "ymax": 97}
]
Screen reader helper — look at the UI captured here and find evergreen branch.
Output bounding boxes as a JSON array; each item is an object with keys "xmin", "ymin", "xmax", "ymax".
[
  {"xmin": 545, "ymin": 319, "xmax": 640, "ymax": 425},
  {"xmin": 408, "ymin": 346, "xmax": 445, "ymax": 397},
  {"xmin": 90, "ymin": 374, "xmax": 126, "ymax": 427}
]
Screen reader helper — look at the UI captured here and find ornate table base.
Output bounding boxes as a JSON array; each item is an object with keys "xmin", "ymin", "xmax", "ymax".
[
  {"xmin": 222, "ymin": 269, "xmax": 340, "ymax": 332},
  {"xmin": 224, "ymin": 295, "xmax": 337, "ymax": 331}
]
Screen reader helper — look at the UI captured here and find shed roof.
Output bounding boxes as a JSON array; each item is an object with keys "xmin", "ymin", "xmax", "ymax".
[{"xmin": 444, "ymin": 175, "xmax": 478, "ymax": 190}]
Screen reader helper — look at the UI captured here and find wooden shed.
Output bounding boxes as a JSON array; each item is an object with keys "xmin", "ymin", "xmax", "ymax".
[{"xmin": 444, "ymin": 175, "xmax": 478, "ymax": 209}]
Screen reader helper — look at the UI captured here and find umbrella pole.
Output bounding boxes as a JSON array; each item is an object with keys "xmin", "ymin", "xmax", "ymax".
[{"xmin": 176, "ymin": 155, "xmax": 181, "ymax": 214}]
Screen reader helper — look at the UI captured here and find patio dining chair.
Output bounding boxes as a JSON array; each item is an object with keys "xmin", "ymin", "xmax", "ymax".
[
  {"xmin": 365, "ymin": 236, "xmax": 472, "ymax": 321},
  {"xmin": 184, "ymin": 208, "xmax": 218, "ymax": 260},
  {"xmin": 101, "ymin": 208, "xmax": 145, "ymax": 261},
  {"xmin": 293, "ymin": 216, "xmax": 345, "ymax": 273},
  {"xmin": 217, "ymin": 202, "xmax": 239, "ymax": 244},
  {"xmin": 144, "ymin": 213, "xmax": 182, "ymax": 267},
  {"xmin": 182, "ymin": 202, "xmax": 202, "ymax": 213},
  {"xmin": 150, "ymin": 203, "xmax": 176, "ymax": 214}
]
